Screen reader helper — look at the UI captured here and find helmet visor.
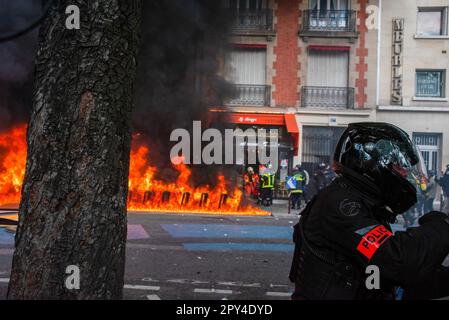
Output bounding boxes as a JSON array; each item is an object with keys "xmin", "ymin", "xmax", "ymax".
[{"xmin": 371, "ymin": 138, "xmax": 425, "ymax": 192}]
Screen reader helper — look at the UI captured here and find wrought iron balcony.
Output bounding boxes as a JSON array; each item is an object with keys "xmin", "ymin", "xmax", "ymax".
[
  {"xmin": 229, "ymin": 9, "xmax": 273, "ymax": 33},
  {"xmin": 226, "ymin": 84, "xmax": 271, "ymax": 106},
  {"xmin": 301, "ymin": 86, "xmax": 354, "ymax": 109},
  {"xmin": 300, "ymin": 10, "xmax": 358, "ymax": 39}
]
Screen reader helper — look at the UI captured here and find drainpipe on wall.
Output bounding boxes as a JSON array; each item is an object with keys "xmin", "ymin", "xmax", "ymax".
[{"xmin": 376, "ymin": 0, "xmax": 382, "ymax": 108}]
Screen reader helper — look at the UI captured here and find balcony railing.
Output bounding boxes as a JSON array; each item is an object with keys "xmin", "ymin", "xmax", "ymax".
[
  {"xmin": 301, "ymin": 86, "xmax": 354, "ymax": 109},
  {"xmin": 229, "ymin": 9, "xmax": 273, "ymax": 32},
  {"xmin": 227, "ymin": 84, "xmax": 271, "ymax": 106},
  {"xmin": 301, "ymin": 10, "xmax": 357, "ymax": 35}
]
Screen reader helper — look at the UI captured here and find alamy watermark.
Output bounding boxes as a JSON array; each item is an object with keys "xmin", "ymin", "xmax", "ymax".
[
  {"xmin": 65, "ymin": 265, "xmax": 80, "ymax": 290},
  {"xmin": 365, "ymin": 265, "xmax": 380, "ymax": 290},
  {"xmin": 170, "ymin": 121, "xmax": 279, "ymax": 172},
  {"xmin": 63, "ymin": 4, "xmax": 379, "ymax": 30}
]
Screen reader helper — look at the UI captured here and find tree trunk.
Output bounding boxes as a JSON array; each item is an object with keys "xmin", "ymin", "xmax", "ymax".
[{"xmin": 7, "ymin": 0, "xmax": 141, "ymax": 299}]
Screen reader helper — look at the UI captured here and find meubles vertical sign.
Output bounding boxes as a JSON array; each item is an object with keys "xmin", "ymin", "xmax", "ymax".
[{"xmin": 391, "ymin": 19, "xmax": 404, "ymax": 105}]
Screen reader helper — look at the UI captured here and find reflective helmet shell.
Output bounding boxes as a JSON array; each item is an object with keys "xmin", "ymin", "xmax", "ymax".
[{"xmin": 334, "ymin": 122, "xmax": 421, "ymax": 214}]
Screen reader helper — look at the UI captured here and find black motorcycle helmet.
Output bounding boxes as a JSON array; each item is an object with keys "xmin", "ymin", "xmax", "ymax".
[{"xmin": 333, "ymin": 122, "xmax": 424, "ymax": 215}]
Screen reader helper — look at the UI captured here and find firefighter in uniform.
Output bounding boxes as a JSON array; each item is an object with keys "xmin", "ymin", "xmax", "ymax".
[
  {"xmin": 290, "ymin": 165, "xmax": 308, "ymax": 210},
  {"xmin": 289, "ymin": 122, "xmax": 449, "ymax": 300},
  {"xmin": 243, "ymin": 166, "xmax": 259, "ymax": 198},
  {"xmin": 258, "ymin": 166, "xmax": 275, "ymax": 207}
]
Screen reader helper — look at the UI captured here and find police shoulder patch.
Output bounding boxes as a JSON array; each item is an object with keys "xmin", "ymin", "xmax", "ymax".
[
  {"xmin": 356, "ymin": 225, "xmax": 393, "ymax": 260},
  {"xmin": 339, "ymin": 198, "xmax": 362, "ymax": 217}
]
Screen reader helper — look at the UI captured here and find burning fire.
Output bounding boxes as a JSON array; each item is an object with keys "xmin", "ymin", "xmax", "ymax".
[
  {"xmin": 0, "ymin": 125, "xmax": 27, "ymax": 207},
  {"xmin": 0, "ymin": 126, "xmax": 269, "ymax": 216}
]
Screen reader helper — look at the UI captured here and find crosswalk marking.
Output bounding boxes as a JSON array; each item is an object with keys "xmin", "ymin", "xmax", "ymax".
[
  {"xmin": 266, "ymin": 291, "xmax": 291, "ymax": 297},
  {"xmin": 124, "ymin": 284, "xmax": 160, "ymax": 291},
  {"xmin": 194, "ymin": 288, "xmax": 234, "ymax": 295},
  {"xmin": 146, "ymin": 294, "xmax": 161, "ymax": 300}
]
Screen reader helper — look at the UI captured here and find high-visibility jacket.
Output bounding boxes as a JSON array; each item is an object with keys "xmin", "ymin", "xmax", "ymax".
[
  {"xmin": 260, "ymin": 173, "xmax": 275, "ymax": 189},
  {"xmin": 243, "ymin": 173, "xmax": 259, "ymax": 186},
  {"xmin": 291, "ymin": 173, "xmax": 306, "ymax": 194},
  {"xmin": 243, "ymin": 173, "xmax": 259, "ymax": 196}
]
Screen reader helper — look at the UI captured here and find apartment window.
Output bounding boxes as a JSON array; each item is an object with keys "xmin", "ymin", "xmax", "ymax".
[
  {"xmin": 307, "ymin": 49, "xmax": 349, "ymax": 87},
  {"xmin": 416, "ymin": 70, "xmax": 445, "ymax": 98},
  {"xmin": 225, "ymin": 47, "xmax": 270, "ymax": 106},
  {"xmin": 417, "ymin": 7, "xmax": 448, "ymax": 36},
  {"xmin": 309, "ymin": 0, "xmax": 349, "ymax": 10},
  {"xmin": 226, "ymin": 0, "xmax": 268, "ymax": 10},
  {"xmin": 303, "ymin": 48, "xmax": 353, "ymax": 108}
]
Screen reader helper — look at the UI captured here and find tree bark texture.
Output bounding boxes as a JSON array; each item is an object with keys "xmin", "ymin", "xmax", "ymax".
[{"xmin": 7, "ymin": 0, "xmax": 141, "ymax": 299}]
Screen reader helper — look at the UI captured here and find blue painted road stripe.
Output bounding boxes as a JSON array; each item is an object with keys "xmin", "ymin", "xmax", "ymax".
[
  {"xmin": 183, "ymin": 243, "xmax": 294, "ymax": 252},
  {"xmin": 161, "ymin": 224, "xmax": 292, "ymax": 239},
  {"xmin": 0, "ymin": 229, "xmax": 14, "ymax": 245}
]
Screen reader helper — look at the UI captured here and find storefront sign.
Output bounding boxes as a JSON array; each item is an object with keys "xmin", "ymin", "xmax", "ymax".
[
  {"xmin": 237, "ymin": 116, "xmax": 258, "ymax": 124},
  {"xmin": 391, "ymin": 18, "xmax": 404, "ymax": 105}
]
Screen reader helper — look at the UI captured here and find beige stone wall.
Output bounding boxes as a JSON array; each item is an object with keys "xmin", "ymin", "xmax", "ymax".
[
  {"xmin": 379, "ymin": 0, "xmax": 449, "ymax": 107},
  {"xmin": 378, "ymin": 0, "xmax": 449, "ymax": 172}
]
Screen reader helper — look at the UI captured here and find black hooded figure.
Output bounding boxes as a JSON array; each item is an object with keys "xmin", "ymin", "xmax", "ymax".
[{"xmin": 289, "ymin": 122, "xmax": 449, "ymax": 300}]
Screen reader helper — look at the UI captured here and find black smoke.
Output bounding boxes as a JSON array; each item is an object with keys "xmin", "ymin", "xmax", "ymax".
[
  {"xmin": 0, "ymin": 1, "xmax": 233, "ymax": 185},
  {"xmin": 0, "ymin": 0, "xmax": 42, "ymax": 132},
  {"xmin": 133, "ymin": 0, "xmax": 233, "ymax": 184}
]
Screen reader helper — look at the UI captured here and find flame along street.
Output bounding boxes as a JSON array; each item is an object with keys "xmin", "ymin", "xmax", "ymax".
[{"xmin": 0, "ymin": 125, "xmax": 269, "ymax": 216}]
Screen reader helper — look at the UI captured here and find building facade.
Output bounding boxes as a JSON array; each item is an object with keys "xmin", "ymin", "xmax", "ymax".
[
  {"xmin": 213, "ymin": 0, "xmax": 449, "ymax": 182},
  {"xmin": 377, "ymin": 0, "xmax": 449, "ymax": 176}
]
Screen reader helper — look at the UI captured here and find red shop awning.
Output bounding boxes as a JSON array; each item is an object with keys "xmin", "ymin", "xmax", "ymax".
[
  {"xmin": 209, "ymin": 110, "xmax": 300, "ymax": 157},
  {"xmin": 284, "ymin": 113, "xmax": 299, "ymax": 156}
]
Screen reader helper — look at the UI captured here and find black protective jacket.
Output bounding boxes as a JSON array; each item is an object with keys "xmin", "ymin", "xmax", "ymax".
[{"xmin": 289, "ymin": 176, "xmax": 449, "ymax": 300}]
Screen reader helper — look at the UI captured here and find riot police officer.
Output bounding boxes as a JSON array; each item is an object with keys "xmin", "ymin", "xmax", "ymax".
[{"xmin": 289, "ymin": 122, "xmax": 449, "ymax": 300}]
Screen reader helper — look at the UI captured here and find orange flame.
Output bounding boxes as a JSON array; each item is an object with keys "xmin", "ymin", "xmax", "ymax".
[
  {"xmin": 0, "ymin": 125, "xmax": 27, "ymax": 207},
  {"xmin": 0, "ymin": 125, "xmax": 269, "ymax": 216}
]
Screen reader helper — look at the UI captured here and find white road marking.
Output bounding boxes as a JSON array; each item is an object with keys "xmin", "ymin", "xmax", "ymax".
[
  {"xmin": 217, "ymin": 281, "xmax": 261, "ymax": 288},
  {"xmin": 0, "ymin": 278, "xmax": 10, "ymax": 283},
  {"xmin": 146, "ymin": 294, "xmax": 161, "ymax": 300},
  {"xmin": 191, "ymin": 280, "xmax": 210, "ymax": 285},
  {"xmin": 269, "ymin": 284, "xmax": 289, "ymax": 288},
  {"xmin": 141, "ymin": 277, "xmax": 160, "ymax": 283},
  {"xmin": 167, "ymin": 279, "xmax": 190, "ymax": 284},
  {"xmin": 266, "ymin": 291, "xmax": 291, "ymax": 297},
  {"xmin": 124, "ymin": 284, "xmax": 160, "ymax": 291},
  {"xmin": 194, "ymin": 288, "xmax": 234, "ymax": 295}
]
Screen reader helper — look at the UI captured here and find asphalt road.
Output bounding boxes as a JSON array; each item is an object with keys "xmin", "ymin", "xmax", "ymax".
[{"xmin": 0, "ymin": 211, "xmax": 298, "ymax": 300}]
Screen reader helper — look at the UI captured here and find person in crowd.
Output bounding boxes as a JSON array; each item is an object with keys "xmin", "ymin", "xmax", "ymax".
[
  {"xmin": 258, "ymin": 165, "xmax": 275, "ymax": 207},
  {"xmin": 437, "ymin": 165, "xmax": 449, "ymax": 214},
  {"xmin": 424, "ymin": 171, "xmax": 437, "ymax": 213},
  {"xmin": 242, "ymin": 166, "xmax": 259, "ymax": 198},
  {"xmin": 289, "ymin": 164, "xmax": 308, "ymax": 210}
]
